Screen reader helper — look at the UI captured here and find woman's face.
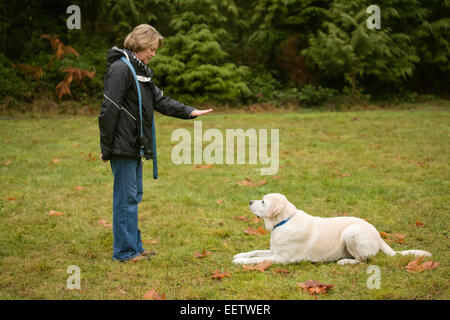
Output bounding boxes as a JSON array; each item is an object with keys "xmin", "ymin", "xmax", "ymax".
[{"xmin": 134, "ymin": 40, "xmax": 159, "ymax": 64}]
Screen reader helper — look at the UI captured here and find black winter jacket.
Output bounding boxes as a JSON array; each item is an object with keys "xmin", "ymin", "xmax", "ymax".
[{"xmin": 99, "ymin": 46, "xmax": 196, "ymax": 161}]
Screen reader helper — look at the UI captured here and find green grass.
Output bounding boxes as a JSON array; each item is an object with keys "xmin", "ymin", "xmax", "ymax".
[{"xmin": 0, "ymin": 108, "xmax": 449, "ymax": 300}]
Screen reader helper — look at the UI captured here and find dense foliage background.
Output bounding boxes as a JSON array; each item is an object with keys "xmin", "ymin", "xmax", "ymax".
[{"xmin": 0, "ymin": 0, "xmax": 448, "ymax": 110}]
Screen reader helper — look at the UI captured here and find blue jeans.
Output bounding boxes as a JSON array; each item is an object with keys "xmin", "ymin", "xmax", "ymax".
[{"xmin": 110, "ymin": 157, "xmax": 145, "ymax": 261}]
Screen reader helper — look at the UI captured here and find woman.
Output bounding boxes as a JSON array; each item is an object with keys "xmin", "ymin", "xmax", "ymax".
[{"xmin": 99, "ymin": 24, "xmax": 212, "ymax": 262}]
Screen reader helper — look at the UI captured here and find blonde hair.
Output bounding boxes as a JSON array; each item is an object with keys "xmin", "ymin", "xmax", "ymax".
[{"xmin": 124, "ymin": 24, "xmax": 164, "ymax": 52}]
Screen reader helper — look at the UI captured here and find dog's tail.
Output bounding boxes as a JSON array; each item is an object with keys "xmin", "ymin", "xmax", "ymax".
[{"xmin": 379, "ymin": 238, "xmax": 431, "ymax": 257}]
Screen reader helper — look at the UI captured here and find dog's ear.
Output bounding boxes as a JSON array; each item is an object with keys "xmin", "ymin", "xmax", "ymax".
[{"xmin": 267, "ymin": 198, "xmax": 283, "ymax": 218}]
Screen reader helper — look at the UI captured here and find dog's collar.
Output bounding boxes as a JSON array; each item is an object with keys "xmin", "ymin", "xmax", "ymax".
[{"xmin": 273, "ymin": 218, "xmax": 291, "ymax": 231}]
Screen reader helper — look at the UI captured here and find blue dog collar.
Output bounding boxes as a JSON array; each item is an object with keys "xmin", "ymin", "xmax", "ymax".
[{"xmin": 273, "ymin": 218, "xmax": 291, "ymax": 231}]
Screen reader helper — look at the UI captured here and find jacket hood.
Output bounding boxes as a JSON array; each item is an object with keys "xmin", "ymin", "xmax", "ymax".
[
  {"xmin": 106, "ymin": 46, "xmax": 128, "ymax": 68},
  {"xmin": 106, "ymin": 46, "xmax": 154, "ymax": 78}
]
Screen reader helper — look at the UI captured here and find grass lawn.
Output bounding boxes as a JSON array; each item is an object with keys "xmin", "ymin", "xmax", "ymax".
[{"xmin": 0, "ymin": 108, "xmax": 448, "ymax": 300}]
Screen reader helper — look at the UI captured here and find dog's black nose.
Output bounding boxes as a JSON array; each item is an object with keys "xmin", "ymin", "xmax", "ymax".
[{"xmin": 249, "ymin": 200, "xmax": 254, "ymax": 205}]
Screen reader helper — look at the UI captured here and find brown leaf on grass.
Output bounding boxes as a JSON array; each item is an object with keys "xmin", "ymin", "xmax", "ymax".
[
  {"xmin": 415, "ymin": 220, "xmax": 425, "ymax": 227},
  {"xmin": 216, "ymin": 199, "xmax": 223, "ymax": 205},
  {"xmin": 143, "ymin": 239, "xmax": 158, "ymax": 245},
  {"xmin": 99, "ymin": 219, "xmax": 112, "ymax": 229},
  {"xmin": 333, "ymin": 169, "xmax": 350, "ymax": 178},
  {"xmin": 242, "ymin": 261, "xmax": 272, "ymax": 272},
  {"xmin": 195, "ymin": 164, "xmax": 213, "ymax": 169},
  {"xmin": 237, "ymin": 177, "xmax": 267, "ymax": 187},
  {"xmin": 194, "ymin": 248, "xmax": 213, "ymax": 258},
  {"xmin": 368, "ymin": 144, "xmax": 381, "ymax": 150},
  {"xmin": 243, "ymin": 227, "xmax": 268, "ymax": 235},
  {"xmin": 74, "ymin": 186, "xmax": 84, "ymax": 191},
  {"xmin": 298, "ymin": 280, "xmax": 334, "ymax": 295},
  {"xmin": 48, "ymin": 210, "xmax": 63, "ymax": 216},
  {"xmin": 144, "ymin": 288, "xmax": 166, "ymax": 300},
  {"xmin": 51, "ymin": 158, "xmax": 60, "ymax": 164},
  {"xmin": 211, "ymin": 270, "xmax": 231, "ymax": 280},
  {"xmin": 235, "ymin": 216, "xmax": 249, "ymax": 221},
  {"xmin": 275, "ymin": 268, "xmax": 290, "ymax": 275},
  {"xmin": 406, "ymin": 256, "xmax": 439, "ymax": 273},
  {"xmin": 380, "ymin": 231, "xmax": 405, "ymax": 244},
  {"xmin": 87, "ymin": 152, "xmax": 96, "ymax": 161}
]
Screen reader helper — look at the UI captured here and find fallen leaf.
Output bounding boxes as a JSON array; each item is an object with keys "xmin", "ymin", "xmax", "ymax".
[
  {"xmin": 235, "ymin": 216, "xmax": 249, "ymax": 221},
  {"xmin": 243, "ymin": 227, "xmax": 258, "ymax": 235},
  {"xmin": 379, "ymin": 231, "xmax": 405, "ymax": 243},
  {"xmin": 195, "ymin": 164, "xmax": 213, "ymax": 169},
  {"xmin": 74, "ymin": 186, "xmax": 84, "ymax": 191},
  {"xmin": 237, "ymin": 177, "xmax": 267, "ymax": 187},
  {"xmin": 51, "ymin": 158, "xmax": 60, "ymax": 164},
  {"xmin": 48, "ymin": 210, "xmax": 63, "ymax": 216},
  {"xmin": 143, "ymin": 239, "xmax": 158, "ymax": 245},
  {"xmin": 8, "ymin": 198, "xmax": 16, "ymax": 201},
  {"xmin": 257, "ymin": 227, "xmax": 268, "ymax": 235},
  {"xmin": 144, "ymin": 288, "xmax": 166, "ymax": 300},
  {"xmin": 4, "ymin": 160, "xmax": 12, "ymax": 165},
  {"xmin": 216, "ymin": 199, "xmax": 223, "ymax": 205},
  {"xmin": 211, "ymin": 270, "xmax": 231, "ymax": 280},
  {"xmin": 194, "ymin": 248, "xmax": 213, "ymax": 258},
  {"xmin": 275, "ymin": 268, "xmax": 290, "ymax": 275},
  {"xmin": 406, "ymin": 256, "xmax": 439, "ymax": 273},
  {"xmin": 415, "ymin": 220, "xmax": 425, "ymax": 227},
  {"xmin": 87, "ymin": 152, "xmax": 96, "ymax": 161},
  {"xmin": 99, "ymin": 219, "xmax": 112, "ymax": 229},
  {"xmin": 298, "ymin": 280, "xmax": 334, "ymax": 295},
  {"xmin": 242, "ymin": 261, "xmax": 272, "ymax": 272}
]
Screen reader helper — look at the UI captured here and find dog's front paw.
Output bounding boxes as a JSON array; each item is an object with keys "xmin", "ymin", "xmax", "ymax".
[{"xmin": 232, "ymin": 258, "xmax": 245, "ymax": 265}]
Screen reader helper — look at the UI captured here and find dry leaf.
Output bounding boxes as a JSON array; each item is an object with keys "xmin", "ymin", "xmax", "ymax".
[
  {"xmin": 415, "ymin": 220, "xmax": 425, "ymax": 227},
  {"xmin": 235, "ymin": 216, "xmax": 249, "ymax": 221},
  {"xmin": 87, "ymin": 152, "xmax": 96, "ymax": 161},
  {"xmin": 99, "ymin": 219, "xmax": 112, "ymax": 229},
  {"xmin": 406, "ymin": 256, "xmax": 439, "ymax": 273},
  {"xmin": 144, "ymin": 289, "xmax": 166, "ymax": 300},
  {"xmin": 48, "ymin": 210, "xmax": 63, "ymax": 216},
  {"xmin": 242, "ymin": 261, "xmax": 272, "ymax": 272},
  {"xmin": 143, "ymin": 239, "xmax": 158, "ymax": 245},
  {"xmin": 243, "ymin": 227, "xmax": 267, "ymax": 235},
  {"xmin": 195, "ymin": 164, "xmax": 213, "ymax": 169},
  {"xmin": 74, "ymin": 186, "xmax": 84, "ymax": 191},
  {"xmin": 51, "ymin": 158, "xmax": 60, "ymax": 164},
  {"xmin": 194, "ymin": 248, "xmax": 213, "ymax": 258},
  {"xmin": 379, "ymin": 231, "xmax": 405, "ymax": 244},
  {"xmin": 275, "ymin": 268, "xmax": 290, "ymax": 275},
  {"xmin": 211, "ymin": 270, "xmax": 231, "ymax": 280},
  {"xmin": 237, "ymin": 177, "xmax": 267, "ymax": 187},
  {"xmin": 298, "ymin": 280, "xmax": 334, "ymax": 295},
  {"xmin": 216, "ymin": 199, "xmax": 223, "ymax": 205}
]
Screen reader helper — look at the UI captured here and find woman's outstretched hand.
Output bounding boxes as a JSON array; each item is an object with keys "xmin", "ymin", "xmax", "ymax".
[{"xmin": 191, "ymin": 109, "xmax": 213, "ymax": 117}]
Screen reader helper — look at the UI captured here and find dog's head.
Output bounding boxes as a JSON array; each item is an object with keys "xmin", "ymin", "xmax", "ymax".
[{"xmin": 249, "ymin": 194, "xmax": 297, "ymax": 230}]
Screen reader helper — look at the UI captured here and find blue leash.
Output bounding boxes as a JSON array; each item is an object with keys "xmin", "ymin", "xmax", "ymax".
[{"xmin": 120, "ymin": 56, "xmax": 158, "ymax": 179}]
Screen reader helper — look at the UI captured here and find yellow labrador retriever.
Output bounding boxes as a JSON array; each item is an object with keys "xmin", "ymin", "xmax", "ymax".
[{"xmin": 233, "ymin": 193, "xmax": 431, "ymax": 265}]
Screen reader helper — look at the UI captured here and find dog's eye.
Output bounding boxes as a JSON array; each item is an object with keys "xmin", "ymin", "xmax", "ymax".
[{"xmin": 262, "ymin": 200, "xmax": 264, "ymax": 204}]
